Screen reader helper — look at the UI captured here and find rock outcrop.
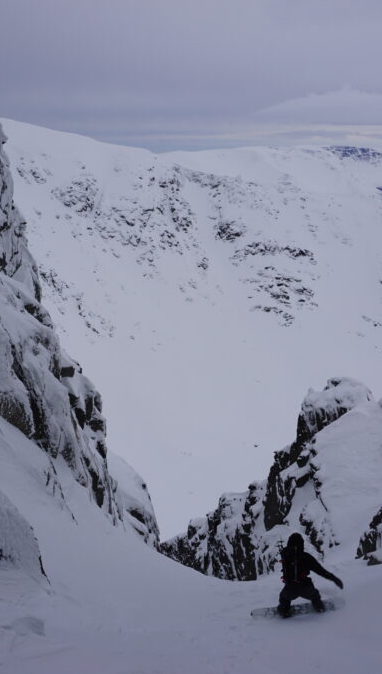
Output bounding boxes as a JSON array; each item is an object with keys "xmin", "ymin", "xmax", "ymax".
[
  {"xmin": 108, "ymin": 453, "xmax": 159, "ymax": 547},
  {"xmin": 0, "ymin": 490, "xmax": 46, "ymax": 580},
  {"xmin": 161, "ymin": 378, "xmax": 377, "ymax": 579},
  {"xmin": 357, "ymin": 507, "xmax": 382, "ymax": 565}
]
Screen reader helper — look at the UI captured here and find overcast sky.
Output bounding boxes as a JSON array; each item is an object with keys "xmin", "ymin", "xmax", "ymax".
[{"xmin": 2, "ymin": 0, "xmax": 382, "ymax": 151}]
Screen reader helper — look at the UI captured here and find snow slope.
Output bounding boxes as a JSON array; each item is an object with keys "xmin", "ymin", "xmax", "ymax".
[
  {"xmin": 0, "ymin": 415, "xmax": 381, "ymax": 674},
  {"xmin": 3, "ymin": 118, "xmax": 382, "ymax": 538}
]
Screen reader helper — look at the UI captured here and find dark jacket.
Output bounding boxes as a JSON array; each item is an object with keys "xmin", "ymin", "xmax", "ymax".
[{"xmin": 281, "ymin": 533, "xmax": 343, "ymax": 587}]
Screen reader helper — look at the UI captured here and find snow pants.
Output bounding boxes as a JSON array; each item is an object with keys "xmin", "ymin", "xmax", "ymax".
[{"xmin": 278, "ymin": 579, "xmax": 322, "ymax": 611}]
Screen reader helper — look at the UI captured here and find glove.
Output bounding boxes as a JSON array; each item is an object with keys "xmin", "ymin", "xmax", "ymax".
[{"xmin": 332, "ymin": 575, "xmax": 343, "ymax": 589}]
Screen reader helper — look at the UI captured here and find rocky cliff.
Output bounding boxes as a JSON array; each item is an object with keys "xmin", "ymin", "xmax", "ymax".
[
  {"xmin": 161, "ymin": 377, "xmax": 381, "ymax": 578},
  {"xmin": 0, "ymin": 124, "xmax": 159, "ymax": 572}
]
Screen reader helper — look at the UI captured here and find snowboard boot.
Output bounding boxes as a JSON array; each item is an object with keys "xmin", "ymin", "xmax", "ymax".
[
  {"xmin": 312, "ymin": 598, "xmax": 325, "ymax": 613},
  {"xmin": 277, "ymin": 604, "xmax": 292, "ymax": 618}
]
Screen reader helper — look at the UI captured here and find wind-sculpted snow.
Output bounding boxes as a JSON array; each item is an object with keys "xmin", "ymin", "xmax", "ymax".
[
  {"xmin": 161, "ymin": 378, "xmax": 382, "ymax": 578},
  {"xmin": 0, "ymin": 124, "xmax": 159, "ymax": 550}
]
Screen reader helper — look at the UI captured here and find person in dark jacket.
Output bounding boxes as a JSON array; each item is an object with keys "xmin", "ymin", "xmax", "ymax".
[{"xmin": 278, "ymin": 532, "xmax": 343, "ymax": 617}]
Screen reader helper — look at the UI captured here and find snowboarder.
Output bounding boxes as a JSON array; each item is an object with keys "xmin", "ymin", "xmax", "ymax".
[{"xmin": 277, "ymin": 532, "xmax": 343, "ymax": 617}]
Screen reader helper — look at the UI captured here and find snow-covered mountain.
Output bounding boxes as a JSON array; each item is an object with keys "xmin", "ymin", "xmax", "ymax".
[
  {"xmin": 161, "ymin": 377, "xmax": 382, "ymax": 578},
  {"xmin": 0, "ymin": 123, "xmax": 159, "ymax": 555},
  {"xmin": 2, "ymin": 118, "xmax": 382, "ymax": 538},
  {"xmin": 1, "ymin": 120, "xmax": 382, "ymax": 673}
]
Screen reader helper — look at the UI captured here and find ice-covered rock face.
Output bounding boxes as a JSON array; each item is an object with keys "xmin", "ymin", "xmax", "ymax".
[
  {"xmin": 0, "ymin": 125, "xmax": 159, "ymax": 558},
  {"xmin": 161, "ymin": 377, "xmax": 382, "ymax": 578}
]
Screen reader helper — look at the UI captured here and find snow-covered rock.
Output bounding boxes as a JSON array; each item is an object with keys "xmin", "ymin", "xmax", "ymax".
[
  {"xmin": 296, "ymin": 377, "xmax": 373, "ymax": 446},
  {"xmin": 161, "ymin": 378, "xmax": 382, "ymax": 578},
  {"xmin": 0, "ymin": 489, "xmax": 46, "ymax": 581},
  {"xmin": 0, "ymin": 127, "xmax": 40, "ymax": 299},
  {"xmin": 108, "ymin": 452, "xmax": 159, "ymax": 546},
  {"xmin": 357, "ymin": 506, "xmax": 382, "ymax": 565},
  {"xmin": 0, "ymin": 123, "xmax": 159, "ymax": 552}
]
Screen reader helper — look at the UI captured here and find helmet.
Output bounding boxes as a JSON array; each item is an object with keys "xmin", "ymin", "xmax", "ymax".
[{"xmin": 286, "ymin": 532, "xmax": 304, "ymax": 552}]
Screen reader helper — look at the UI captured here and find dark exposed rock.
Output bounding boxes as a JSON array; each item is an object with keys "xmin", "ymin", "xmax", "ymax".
[
  {"xmin": 328, "ymin": 146, "xmax": 382, "ymax": 162},
  {"xmin": 74, "ymin": 407, "xmax": 86, "ymax": 429},
  {"xmin": 215, "ymin": 222, "xmax": 243, "ymax": 242},
  {"xmin": 23, "ymin": 302, "xmax": 53, "ymax": 327},
  {"xmin": 89, "ymin": 416, "xmax": 106, "ymax": 433},
  {"xmin": 232, "ymin": 240, "xmax": 315, "ymax": 264},
  {"xmin": 197, "ymin": 257, "xmax": 209, "ymax": 271},
  {"xmin": 357, "ymin": 507, "xmax": 382, "ymax": 565},
  {"xmin": 52, "ymin": 176, "xmax": 98, "ymax": 213},
  {"xmin": 0, "ymin": 392, "xmax": 34, "ymax": 437},
  {"xmin": 61, "ymin": 365, "xmax": 75, "ymax": 378},
  {"xmin": 263, "ymin": 459, "xmax": 297, "ymax": 531},
  {"xmin": 96, "ymin": 439, "xmax": 107, "ymax": 459},
  {"xmin": 68, "ymin": 392, "xmax": 79, "ymax": 407}
]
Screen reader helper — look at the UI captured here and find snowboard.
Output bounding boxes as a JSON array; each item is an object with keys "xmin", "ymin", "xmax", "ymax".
[{"xmin": 251, "ymin": 598, "xmax": 344, "ymax": 619}]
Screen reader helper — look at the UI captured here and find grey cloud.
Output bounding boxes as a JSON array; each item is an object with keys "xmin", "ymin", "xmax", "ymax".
[{"xmin": 1, "ymin": 0, "xmax": 382, "ymax": 150}]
